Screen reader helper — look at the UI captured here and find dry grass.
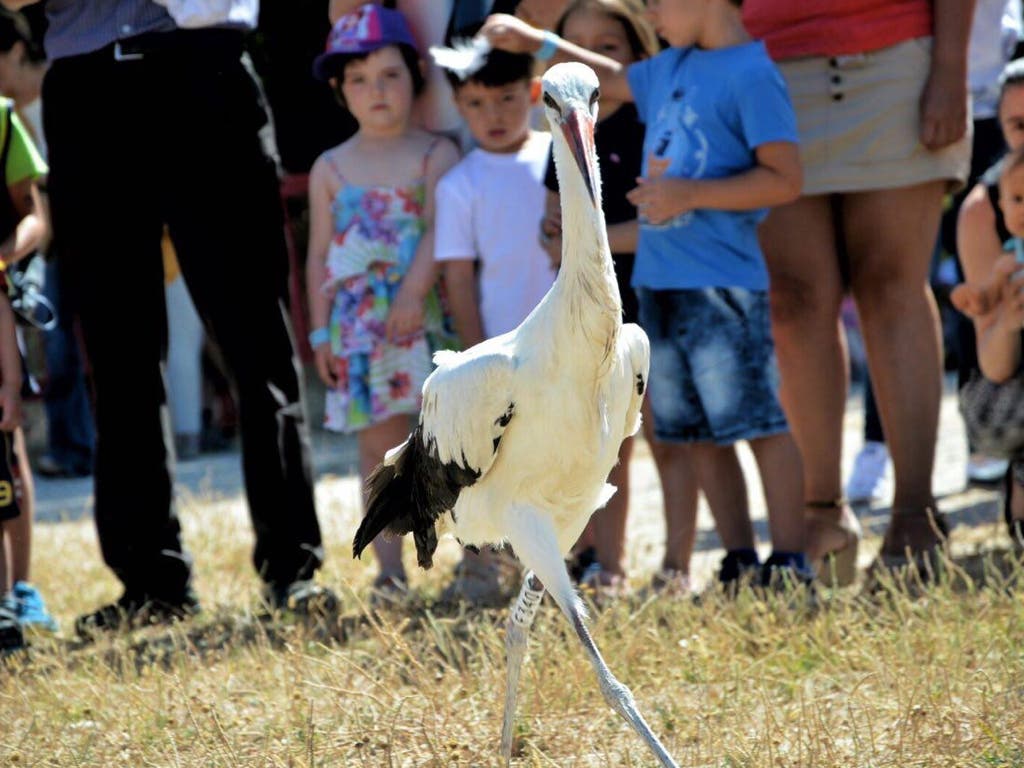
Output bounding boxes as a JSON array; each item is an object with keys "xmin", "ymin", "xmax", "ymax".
[{"xmin": 3, "ymin": 476, "xmax": 1024, "ymax": 768}]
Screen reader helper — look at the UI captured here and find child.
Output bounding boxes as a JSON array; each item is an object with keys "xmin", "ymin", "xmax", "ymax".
[
  {"xmin": 957, "ymin": 145, "xmax": 1024, "ymax": 548},
  {"xmin": 483, "ymin": 0, "xmax": 818, "ymax": 588},
  {"xmin": 430, "ymin": 35, "xmax": 556, "ymax": 601},
  {"xmin": 307, "ymin": 5, "xmax": 460, "ymax": 595},
  {"xmin": 0, "ymin": 93, "xmax": 53, "ymax": 644},
  {"xmin": 434, "ymin": 39, "xmax": 556, "ymax": 348},
  {"xmin": 539, "ymin": 0, "xmax": 700, "ymax": 596}
]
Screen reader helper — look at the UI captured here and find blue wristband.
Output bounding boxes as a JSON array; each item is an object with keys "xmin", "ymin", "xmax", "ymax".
[
  {"xmin": 308, "ymin": 327, "xmax": 329, "ymax": 348},
  {"xmin": 535, "ymin": 30, "xmax": 559, "ymax": 62}
]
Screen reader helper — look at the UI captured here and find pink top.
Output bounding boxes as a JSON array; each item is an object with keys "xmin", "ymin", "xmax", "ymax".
[{"xmin": 743, "ymin": 0, "xmax": 933, "ymax": 61}]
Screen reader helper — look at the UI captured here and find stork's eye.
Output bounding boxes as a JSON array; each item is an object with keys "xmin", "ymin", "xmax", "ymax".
[
  {"xmin": 543, "ymin": 92, "xmax": 558, "ymax": 111},
  {"xmin": 590, "ymin": 89, "xmax": 600, "ymax": 105}
]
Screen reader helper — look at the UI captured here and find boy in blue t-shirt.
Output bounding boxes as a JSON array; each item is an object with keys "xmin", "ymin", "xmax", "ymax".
[{"xmin": 483, "ymin": 0, "xmax": 821, "ymax": 588}]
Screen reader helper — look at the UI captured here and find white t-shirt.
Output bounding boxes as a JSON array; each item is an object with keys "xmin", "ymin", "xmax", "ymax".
[
  {"xmin": 969, "ymin": 0, "xmax": 1021, "ymax": 119},
  {"xmin": 435, "ymin": 131, "xmax": 556, "ymax": 339}
]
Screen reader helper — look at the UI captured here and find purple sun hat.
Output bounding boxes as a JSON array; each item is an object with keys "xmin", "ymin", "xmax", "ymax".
[{"xmin": 313, "ymin": 4, "xmax": 419, "ymax": 82}]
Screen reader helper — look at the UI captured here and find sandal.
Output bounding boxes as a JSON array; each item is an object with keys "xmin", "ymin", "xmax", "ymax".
[{"xmin": 805, "ymin": 499, "xmax": 862, "ymax": 588}]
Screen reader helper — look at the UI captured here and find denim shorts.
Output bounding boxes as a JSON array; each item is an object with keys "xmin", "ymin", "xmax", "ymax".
[{"xmin": 637, "ymin": 286, "xmax": 789, "ymax": 445}]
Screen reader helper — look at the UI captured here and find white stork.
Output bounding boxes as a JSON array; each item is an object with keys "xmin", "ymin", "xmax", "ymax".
[{"xmin": 353, "ymin": 63, "xmax": 678, "ymax": 768}]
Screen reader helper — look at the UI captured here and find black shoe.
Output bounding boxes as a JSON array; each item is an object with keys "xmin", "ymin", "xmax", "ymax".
[
  {"xmin": 262, "ymin": 580, "xmax": 338, "ymax": 617},
  {"xmin": 0, "ymin": 604, "xmax": 24, "ymax": 652},
  {"xmin": 75, "ymin": 589, "xmax": 201, "ymax": 638},
  {"xmin": 36, "ymin": 454, "xmax": 91, "ymax": 479},
  {"xmin": 718, "ymin": 548, "xmax": 761, "ymax": 585},
  {"xmin": 760, "ymin": 552, "xmax": 816, "ymax": 589}
]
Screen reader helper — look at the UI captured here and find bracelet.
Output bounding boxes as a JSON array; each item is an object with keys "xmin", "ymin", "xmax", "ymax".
[
  {"xmin": 308, "ymin": 327, "xmax": 329, "ymax": 348},
  {"xmin": 535, "ymin": 30, "xmax": 559, "ymax": 62}
]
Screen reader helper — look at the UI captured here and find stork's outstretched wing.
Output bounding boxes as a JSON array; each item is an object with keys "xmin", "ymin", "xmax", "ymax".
[
  {"xmin": 354, "ymin": 348, "xmax": 516, "ymax": 568},
  {"xmin": 620, "ymin": 323, "xmax": 650, "ymax": 439}
]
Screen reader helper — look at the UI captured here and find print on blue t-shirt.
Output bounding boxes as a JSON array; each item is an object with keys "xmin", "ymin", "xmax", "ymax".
[{"xmin": 626, "ymin": 42, "xmax": 798, "ymax": 291}]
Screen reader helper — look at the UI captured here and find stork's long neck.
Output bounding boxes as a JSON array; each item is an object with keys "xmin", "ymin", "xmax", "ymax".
[{"xmin": 551, "ymin": 132, "xmax": 622, "ymax": 350}]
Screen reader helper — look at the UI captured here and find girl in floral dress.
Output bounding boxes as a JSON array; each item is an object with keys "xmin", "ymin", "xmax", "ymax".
[{"xmin": 307, "ymin": 4, "xmax": 459, "ymax": 591}]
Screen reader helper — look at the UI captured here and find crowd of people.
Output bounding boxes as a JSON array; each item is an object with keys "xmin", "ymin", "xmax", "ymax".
[{"xmin": 0, "ymin": 0, "xmax": 1023, "ymax": 653}]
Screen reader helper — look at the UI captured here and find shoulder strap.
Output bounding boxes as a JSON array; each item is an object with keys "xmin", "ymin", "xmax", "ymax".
[
  {"xmin": 420, "ymin": 137, "xmax": 444, "ymax": 177},
  {"xmin": 323, "ymin": 150, "xmax": 347, "ymax": 186}
]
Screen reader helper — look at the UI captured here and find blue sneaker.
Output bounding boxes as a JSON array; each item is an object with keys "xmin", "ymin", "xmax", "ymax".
[{"xmin": 9, "ymin": 581, "xmax": 58, "ymax": 633}]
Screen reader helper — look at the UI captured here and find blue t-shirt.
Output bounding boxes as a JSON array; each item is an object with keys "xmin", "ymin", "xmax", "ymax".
[{"xmin": 627, "ymin": 42, "xmax": 798, "ymax": 291}]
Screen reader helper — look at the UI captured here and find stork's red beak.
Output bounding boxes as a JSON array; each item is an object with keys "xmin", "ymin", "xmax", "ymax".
[{"xmin": 561, "ymin": 107, "xmax": 597, "ymax": 206}]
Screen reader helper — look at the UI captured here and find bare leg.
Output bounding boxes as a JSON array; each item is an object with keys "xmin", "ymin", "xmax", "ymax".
[
  {"xmin": 643, "ymin": 402, "xmax": 700, "ymax": 575},
  {"xmin": 7, "ymin": 429, "xmax": 33, "ymax": 584},
  {"xmin": 845, "ymin": 183, "xmax": 945, "ymax": 551},
  {"xmin": 691, "ymin": 442, "xmax": 753, "ymax": 552},
  {"xmin": 506, "ymin": 509, "xmax": 679, "ymax": 768},
  {"xmin": 359, "ymin": 415, "xmax": 414, "ymax": 584},
  {"xmin": 760, "ymin": 196, "xmax": 852, "ymax": 558},
  {"xmin": 573, "ymin": 433, "xmax": 633, "ymax": 582},
  {"xmin": 594, "ymin": 438, "xmax": 630, "ymax": 578},
  {"xmin": 500, "ymin": 571, "xmax": 544, "ymax": 765},
  {"xmin": 748, "ymin": 432, "xmax": 805, "ymax": 554}
]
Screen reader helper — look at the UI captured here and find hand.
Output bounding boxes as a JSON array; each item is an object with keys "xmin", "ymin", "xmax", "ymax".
[
  {"xmin": 313, "ymin": 343, "xmax": 339, "ymax": 389},
  {"xmin": 994, "ymin": 266, "xmax": 1024, "ymax": 334},
  {"xmin": 539, "ymin": 215, "xmax": 562, "ymax": 269},
  {"xmin": 919, "ymin": 64, "xmax": 968, "ymax": 151},
  {"xmin": 951, "ymin": 253, "xmax": 1018, "ymax": 319},
  {"xmin": 0, "ymin": 385, "xmax": 21, "ymax": 432},
  {"xmin": 479, "ymin": 13, "xmax": 544, "ymax": 54},
  {"xmin": 627, "ymin": 176, "xmax": 697, "ymax": 225},
  {"xmin": 386, "ymin": 285, "xmax": 425, "ymax": 343}
]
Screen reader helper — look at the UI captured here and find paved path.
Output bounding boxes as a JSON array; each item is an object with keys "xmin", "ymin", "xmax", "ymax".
[{"xmin": 33, "ymin": 377, "xmax": 1004, "ymax": 586}]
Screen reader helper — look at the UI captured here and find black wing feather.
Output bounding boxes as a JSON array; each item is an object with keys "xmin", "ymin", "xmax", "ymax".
[{"xmin": 353, "ymin": 424, "xmax": 482, "ymax": 569}]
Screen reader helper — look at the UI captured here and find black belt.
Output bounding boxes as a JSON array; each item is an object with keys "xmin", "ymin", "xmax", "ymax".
[{"xmin": 99, "ymin": 28, "xmax": 245, "ymax": 63}]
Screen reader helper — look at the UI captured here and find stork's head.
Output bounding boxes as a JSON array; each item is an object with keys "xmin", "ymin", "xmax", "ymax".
[{"xmin": 542, "ymin": 63, "xmax": 601, "ymax": 208}]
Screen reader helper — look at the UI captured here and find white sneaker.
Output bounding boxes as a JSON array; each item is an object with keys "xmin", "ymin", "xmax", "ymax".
[
  {"xmin": 845, "ymin": 441, "xmax": 890, "ymax": 503},
  {"xmin": 966, "ymin": 453, "xmax": 1010, "ymax": 485}
]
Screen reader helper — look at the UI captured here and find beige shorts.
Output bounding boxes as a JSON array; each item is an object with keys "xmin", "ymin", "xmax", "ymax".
[{"xmin": 777, "ymin": 37, "xmax": 971, "ymax": 196}]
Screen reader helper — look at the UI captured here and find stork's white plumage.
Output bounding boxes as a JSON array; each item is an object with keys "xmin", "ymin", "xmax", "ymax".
[{"xmin": 353, "ymin": 63, "xmax": 678, "ymax": 768}]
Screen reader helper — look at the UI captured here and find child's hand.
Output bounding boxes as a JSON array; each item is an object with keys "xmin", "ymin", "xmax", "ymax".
[
  {"xmin": 0, "ymin": 385, "xmax": 22, "ymax": 432},
  {"xmin": 386, "ymin": 287, "xmax": 425, "ymax": 343},
  {"xmin": 313, "ymin": 344, "xmax": 339, "ymax": 389},
  {"xmin": 994, "ymin": 265, "xmax": 1024, "ymax": 334},
  {"xmin": 479, "ymin": 13, "xmax": 544, "ymax": 54},
  {"xmin": 539, "ymin": 216, "xmax": 562, "ymax": 269},
  {"xmin": 627, "ymin": 176, "xmax": 697, "ymax": 225},
  {"xmin": 540, "ymin": 194, "xmax": 562, "ymax": 268},
  {"xmin": 951, "ymin": 253, "xmax": 1018, "ymax": 319}
]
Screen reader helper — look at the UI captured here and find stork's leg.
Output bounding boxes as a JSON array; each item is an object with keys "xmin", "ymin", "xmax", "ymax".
[
  {"xmin": 500, "ymin": 570, "xmax": 545, "ymax": 765},
  {"xmin": 507, "ymin": 511, "xmax": 680, "ymax": 768}
]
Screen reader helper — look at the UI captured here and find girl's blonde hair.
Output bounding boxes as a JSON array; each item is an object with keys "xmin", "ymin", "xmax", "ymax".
[{"xmin": 555, "ymin": 0, "xmax": 661, "ymax": 61}]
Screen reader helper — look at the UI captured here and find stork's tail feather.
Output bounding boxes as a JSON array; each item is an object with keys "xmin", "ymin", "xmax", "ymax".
[{"xmin": 353, "ymin": 426, "xmax": 474, "ymax": 570}]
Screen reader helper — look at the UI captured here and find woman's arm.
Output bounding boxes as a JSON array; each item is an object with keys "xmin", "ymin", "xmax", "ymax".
[
  {"xmin": 919, "ymin": 0, "xmax": 975, "ymax": 150},
  {"xmin": 480, "ymin": 14, "xmax": 633, "ymax": 104},
  {"xmin": 0, "ymin": 178, "xmax": 45, "ymax": 266},
  {"xmin": 957, "ymin": 183, "xmax": 1023, "ymax": 382},
  {"xmin": 386, "ymin": 137, "xmax": 461, "ymax": 343}
]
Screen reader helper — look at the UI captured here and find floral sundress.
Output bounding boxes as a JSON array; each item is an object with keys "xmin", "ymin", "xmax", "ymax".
[{"xmin": 321, "ymin": 144, "xmax": 455, "ymax": 433}]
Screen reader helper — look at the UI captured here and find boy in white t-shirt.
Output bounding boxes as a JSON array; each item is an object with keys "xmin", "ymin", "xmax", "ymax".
[{"xmin": 434, "ymin": 47, "xmax": 556, "ymax": 347}]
